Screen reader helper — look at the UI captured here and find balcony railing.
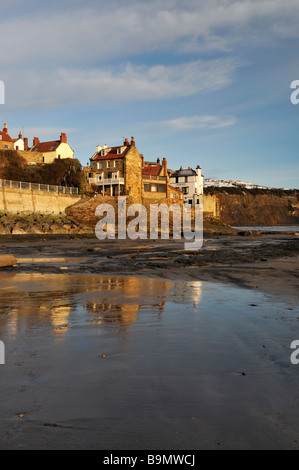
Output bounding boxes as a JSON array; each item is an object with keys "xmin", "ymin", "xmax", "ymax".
[{"xmin": 89, "ymin": 177, "xmax": 125, "ymax": 185}]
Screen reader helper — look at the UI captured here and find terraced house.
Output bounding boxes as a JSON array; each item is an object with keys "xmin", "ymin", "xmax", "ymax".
[{"xmin": 0, "ymin": 123, "xmax": 74, "ymax": 165}]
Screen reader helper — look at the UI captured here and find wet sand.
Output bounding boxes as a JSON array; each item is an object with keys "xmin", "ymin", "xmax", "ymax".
[{"xmin": 0, "ymin": 234, "xmax": 298, "ymax": 449}]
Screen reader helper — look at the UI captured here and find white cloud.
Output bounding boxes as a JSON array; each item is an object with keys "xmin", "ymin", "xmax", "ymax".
[
  {"xmin": 3, "ymin": 59, "xmax": 237, "ymax": 108},
  {"xmin": 162, "ymin": 115, "xmax": 236, "ymax": 130},
  {"xmin": 1, "ymin": 0, "xmax": 299, "ymax": 67}
]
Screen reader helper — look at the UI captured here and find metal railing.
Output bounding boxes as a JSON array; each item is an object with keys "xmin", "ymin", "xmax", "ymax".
[{"xmin": 0, "ymin": 179, "xmax": 79, "ymax": 195}]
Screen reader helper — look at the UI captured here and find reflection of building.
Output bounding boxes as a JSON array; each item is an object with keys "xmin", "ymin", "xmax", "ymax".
[{"xmin": 86, "ymin": 277, "xmax": 168, "ymax": 327}]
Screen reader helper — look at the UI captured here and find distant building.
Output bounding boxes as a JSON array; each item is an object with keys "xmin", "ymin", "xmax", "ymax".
[
  {"xmin": 169, "ymin": 166, "xmax": 204, "ymax": 205},
  {"xmin": 0, "ymin": 124, "xmax": 14, "ymax": 150},
  {"xmin": 0, "ymin": 124, "xmax": 74, "ymax": 165},
  {"xmin": 28, "ymin": 133, "xmax": 74, "ymax": 164}
]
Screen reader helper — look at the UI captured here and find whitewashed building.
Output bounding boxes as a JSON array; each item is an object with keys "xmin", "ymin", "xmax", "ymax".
[{"xmin": 169, "ymin": 166, "xmax": 204, "ymax": 205}]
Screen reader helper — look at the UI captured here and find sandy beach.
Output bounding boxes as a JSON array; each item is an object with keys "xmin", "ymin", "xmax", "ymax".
[{"xmin": 0, "ymin": 233, "xmax": 298, "ymax": 450}]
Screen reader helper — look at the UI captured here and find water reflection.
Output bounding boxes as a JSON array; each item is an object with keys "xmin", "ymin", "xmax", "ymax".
[{"xmin": 0, "ymin": 273, "xmax": 202, "ymax": 335}]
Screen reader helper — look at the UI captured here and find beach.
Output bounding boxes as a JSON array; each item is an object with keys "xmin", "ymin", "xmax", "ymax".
[{"xmin": 0, "ymin": 233, "xmax": 298, "ymax": 449}]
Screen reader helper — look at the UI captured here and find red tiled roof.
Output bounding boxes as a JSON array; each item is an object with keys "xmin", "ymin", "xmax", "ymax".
[
  {"xmin": 30, "ymin": 141, "xmax": 60, "ymax": 153},
  {"xmin": 0, "ymin": 131, "xmax": 13, "ymax": 142},
  {"xmin": 93, "ymin": 146, "xmax": 130, "ymax": 161},
  {"xmin": 142, "ymin": 165, "xmax": 162, "ymax": 177}
]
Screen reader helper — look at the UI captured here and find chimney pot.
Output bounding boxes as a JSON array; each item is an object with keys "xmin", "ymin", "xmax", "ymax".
[
  {"xmin": 130, "ymin": 136, "xmax": 135, "ymax": 146},
  {"xmin": 3, "ymin": 124, "xmax": 8, "ymax": 134}
]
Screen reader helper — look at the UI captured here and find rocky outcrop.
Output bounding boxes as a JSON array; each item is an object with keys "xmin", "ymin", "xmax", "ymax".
[
  {"xmin": 205, "ymin": 187, "xmax": 299, "ymax": 226},
  {"xmin": 0, "ymin": 212, "xmax": 93, "ymax": 235}
]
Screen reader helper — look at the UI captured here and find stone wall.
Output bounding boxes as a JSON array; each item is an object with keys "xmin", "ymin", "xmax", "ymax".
[{"xmin": 0, "ymin": 187, "xmax": 81, "ymax": 214}]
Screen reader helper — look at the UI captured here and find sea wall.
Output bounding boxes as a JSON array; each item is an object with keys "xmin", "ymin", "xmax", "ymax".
[{"xmin": 0, "ymin": 187, "xmax": 81, "ymax": 215}]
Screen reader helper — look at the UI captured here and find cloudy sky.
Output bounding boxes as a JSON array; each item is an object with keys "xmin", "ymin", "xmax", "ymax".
[{"xmin": 0, "ymin": 0, "xmax": 299, "ymax": 188}]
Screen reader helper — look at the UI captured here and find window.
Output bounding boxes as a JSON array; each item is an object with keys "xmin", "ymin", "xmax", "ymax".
[
  {"xmin": 97, "ymin": 162, "xmax": 103, "ymax": 170},
  {"xmin": 185, "ymin": 176, "xmax": 188, "ymax": 183},
  {"xmin": 158, "ymin": 184, "xmax": 165, "ymax": 193},
  {"xmin": 34, "ymin": 147, "xmax": 40, "ymax": 152},
  {"xmin": 107, "ymin": 172, "xmax": 112, "ymax": 179},
  {"xmin": 144, "ymin": 183, "xmax": 150, "ymax": 192},
  {"xmin": 107, "ymin": 161, "xmax": 110, "ymax": 169},
  {"xmin": 151, "ymin": 183, "xmax": 158, "ymax": 192},
  {"xmin": 50, "ymin": 145, "xmax": 56, "ymax": 150},
  {"xmin": 183, "ymin": 187, "xmax": 189, "ymax": 195},
  {"xmin": 114, "ymin": 161, "xmax": 118, "ymax": 168},
  {"xmin": 117, "ymin": 148, "xmax": 122, "ymax": 155}
]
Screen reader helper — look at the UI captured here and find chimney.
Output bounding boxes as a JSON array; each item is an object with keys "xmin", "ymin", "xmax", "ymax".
[
  {"xmin": 162, "ymin": 157, "xmax": 168, "ymax": 177},
  {"xmin": 33, "ymin": 137, "xmax": 40, "ymax": 147},
  {"xmin": 180, "ymin": 166, "xmax": 183, "ymax": 171},
  {"xmin": 130, "ymin": 136, "xmax": 135, "ymax": 146},
  {"xmin": 24, "ymin": 137, "xmax": 28, "ymax": 150},
  {"xmin": 140, "ymin": 153, "xmax": 145, "ymax": 168},
  {"xmin": 60, "ymin": 132, "xmax": 67, "ymax": 144},
  {"xmin": 3, "ymin": 124, "xmax": 8, "ymax": 134},
  {"xmin": 157, "ymin": 157, "xmax": 160, "ymax": 164},
  {"xmin": 124, "ymin": 138, "xmax": 130, "ymax": 146},
  {"xmin": 19, "ymin": 131, "xmax": 22, "ymax": 139}
]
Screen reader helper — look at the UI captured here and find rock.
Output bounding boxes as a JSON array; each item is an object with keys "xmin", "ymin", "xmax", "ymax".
[{"xmin": 0, "ymin": 255, "xmax": 17, "ymax": 267}]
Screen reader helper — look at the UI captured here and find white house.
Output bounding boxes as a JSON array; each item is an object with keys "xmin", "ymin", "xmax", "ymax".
[
  {"xmin": 13, "ymin": 132, "xmax": 25, "ymax": 151},
  {"xmin": 169, "ymin": 166, "xmax": 203, "ymax": 205}
]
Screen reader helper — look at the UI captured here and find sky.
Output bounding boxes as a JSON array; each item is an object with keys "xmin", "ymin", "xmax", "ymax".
[{"xmin": 0, "ymin": 0, "xmax": 299, "ymax": 189}]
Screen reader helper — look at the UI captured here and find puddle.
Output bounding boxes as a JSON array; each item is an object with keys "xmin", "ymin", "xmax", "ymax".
[{"xmin": 0, "ymin": 272, "xmax": 299, "ymax": 450}]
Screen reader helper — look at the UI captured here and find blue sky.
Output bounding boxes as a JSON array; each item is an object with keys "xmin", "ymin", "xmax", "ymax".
[{"xmin": 0, "ymin": 0, "xmax": 299, "ymax": 188}]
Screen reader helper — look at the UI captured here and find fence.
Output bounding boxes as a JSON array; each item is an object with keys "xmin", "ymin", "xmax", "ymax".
[{"xmin": 0, "ymin": 179, "xmax": 79, "ymax": 195}]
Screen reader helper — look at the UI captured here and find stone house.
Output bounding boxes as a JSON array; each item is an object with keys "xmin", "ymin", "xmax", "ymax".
[{"xmin": 89, "ymin": 137, "xmax": 142, "ymax": 199}]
